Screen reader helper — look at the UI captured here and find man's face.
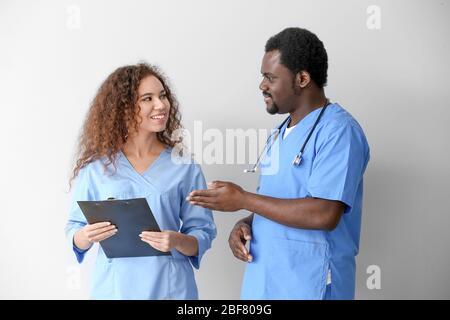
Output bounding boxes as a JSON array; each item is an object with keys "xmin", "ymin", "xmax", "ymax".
[{"xmin": 259, "ymin": 50, "xmax": 297, "ymax": 115}]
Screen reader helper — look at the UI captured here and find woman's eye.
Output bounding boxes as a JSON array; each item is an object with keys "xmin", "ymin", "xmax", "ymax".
[
  {"xmin": 143, "ymin": 97, "xmax": 152, "ymax": 101},
  {"xmin": 160, "ymin": 94, "xmax": 167, "ymax": 100}
]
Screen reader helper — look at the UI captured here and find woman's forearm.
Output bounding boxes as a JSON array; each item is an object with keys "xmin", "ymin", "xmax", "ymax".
[
  {"xmin": 175, "ymin": 233, "xmax": 199, "ymax": 257},
  {"xmin": 73, "ymin": 229, "xmax": 92, "ymax": 250}
]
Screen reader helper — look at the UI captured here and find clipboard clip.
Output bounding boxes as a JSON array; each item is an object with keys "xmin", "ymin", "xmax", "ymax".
[{"xmin": 107, "ymin": 197, "xmax": 129, "ymax": 205}]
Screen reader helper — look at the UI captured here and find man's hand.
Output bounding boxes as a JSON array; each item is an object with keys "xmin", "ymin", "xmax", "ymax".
[
  {"xmin": 186, "ymin": 181, "xmax": 247, "ymax": 212},
  {"xmin": 228, "ymin": 221, "xmax": 253, "ymax": 262}
]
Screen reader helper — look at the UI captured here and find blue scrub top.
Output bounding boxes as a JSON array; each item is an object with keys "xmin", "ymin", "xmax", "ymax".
[
  {"xmin": 241, "ymin": 103, "xmax": 370, "ymax": 300},
  {"xmin": 65, "ymin": 147, "xmax": 216, "ymax": 299}
]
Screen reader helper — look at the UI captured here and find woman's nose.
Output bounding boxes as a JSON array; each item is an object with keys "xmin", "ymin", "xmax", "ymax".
[{"xmin": 154, "ymin": 98, "xmax": 166, "ymax": 109}]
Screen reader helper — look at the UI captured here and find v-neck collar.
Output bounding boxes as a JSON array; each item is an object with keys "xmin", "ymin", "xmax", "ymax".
[
  {"xmin": 119, "ymin": 146, "xmax": 168, "ymax": 177},
  {"xmin": 280, "ymin": 105, "xmax": 329, "ymax": 140}
]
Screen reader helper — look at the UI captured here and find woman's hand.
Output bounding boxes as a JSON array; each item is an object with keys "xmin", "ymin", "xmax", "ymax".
[
  {"xmin": 74, "ymin": 222, "xmax": 117, "ymax": 250},
  {"xmin": 140, "ymin": 230, "xmax": 199, "ymax": 256},
  {"xmin": 139, "ymin": 230, "xmax": 180, "ymax": 252}
]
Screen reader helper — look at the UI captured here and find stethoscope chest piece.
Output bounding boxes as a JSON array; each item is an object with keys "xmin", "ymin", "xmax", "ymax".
[{"xmin": 292, "ymin": 152, "xmax": 302, "ymax": 166}]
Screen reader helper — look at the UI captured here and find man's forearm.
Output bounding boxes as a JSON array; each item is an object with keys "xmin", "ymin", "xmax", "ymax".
[{"xmin": 241, "ymin": 191, "xmax": 343, "ymax": 230}]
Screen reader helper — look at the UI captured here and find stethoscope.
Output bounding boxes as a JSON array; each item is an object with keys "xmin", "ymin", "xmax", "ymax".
[{"xmin": 244, "ymin": 99, "xmax": 330, "ymax": 173}]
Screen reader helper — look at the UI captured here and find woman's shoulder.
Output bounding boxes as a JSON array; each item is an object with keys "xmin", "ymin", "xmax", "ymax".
[
  {"xmin": 164, "ymin": 147, "xmax": 204, "ymax": 174},
  {"xmin": 77, "ymin": 155, "xmax": 118, "ymax": 178}
]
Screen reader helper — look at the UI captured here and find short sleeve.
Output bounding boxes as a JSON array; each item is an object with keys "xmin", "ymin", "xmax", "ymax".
[
  {"xmin": 64, "ymin": 167, "xmax": 93, "ymax": 263},
  {"xmin": 307, "ymin": 123, "xmax": 370, "ymax": 213},
  {"xmin": 179, "ymin": 164, "xmax": 217, "ymax": 269}
]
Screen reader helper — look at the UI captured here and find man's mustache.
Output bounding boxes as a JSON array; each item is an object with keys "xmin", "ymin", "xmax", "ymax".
[{"xmin": 262, "ymin": 91, "xmax": 272, "ymax": 98}]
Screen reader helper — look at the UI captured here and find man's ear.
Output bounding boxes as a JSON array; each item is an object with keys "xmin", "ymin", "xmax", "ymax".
[{"xmin": 295, "ymin": 71, "xmax": 311, "ymax": 88}]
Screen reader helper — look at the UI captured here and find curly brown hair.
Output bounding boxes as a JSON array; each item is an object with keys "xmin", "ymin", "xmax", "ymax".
[{"xmin": 70, "ymin": 63, "xmax": 182, "ymax": 186}]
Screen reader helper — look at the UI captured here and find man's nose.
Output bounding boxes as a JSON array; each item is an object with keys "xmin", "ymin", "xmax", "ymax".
[{"xmin": 259, "ymin": 79, "xmax": 268, "ymax": 92}]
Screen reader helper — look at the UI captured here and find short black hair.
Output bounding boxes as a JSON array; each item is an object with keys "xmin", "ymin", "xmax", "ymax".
[{"xmin": 265, "ymin": 27, "xmax": 328, "ymax": 88}]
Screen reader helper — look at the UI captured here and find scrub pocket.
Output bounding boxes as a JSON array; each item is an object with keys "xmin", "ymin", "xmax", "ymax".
[{"xmin": 266, "ymin": 238, "xmax": 329, "ymax": 299}]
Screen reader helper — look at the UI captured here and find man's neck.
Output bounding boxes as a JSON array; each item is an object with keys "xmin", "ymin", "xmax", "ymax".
[{"xmin": 289, "ymin": 91, "xmax": 327, "ymax": 127}]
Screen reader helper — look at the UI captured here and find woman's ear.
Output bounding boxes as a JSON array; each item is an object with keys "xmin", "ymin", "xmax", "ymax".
[{"xmin": 296, "ymin": 71, "xmax": 311, "ymax": 88}]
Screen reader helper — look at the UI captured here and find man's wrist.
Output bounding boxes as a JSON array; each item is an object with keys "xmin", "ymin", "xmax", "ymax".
[{"xmin": 241, "ymin": 190, "xmax": 258, "ymax": 213}]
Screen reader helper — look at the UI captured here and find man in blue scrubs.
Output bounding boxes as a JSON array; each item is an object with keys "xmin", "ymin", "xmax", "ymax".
[{"xmin": 187, "ymin": 27, "xmax": 370, "ymax": 299}]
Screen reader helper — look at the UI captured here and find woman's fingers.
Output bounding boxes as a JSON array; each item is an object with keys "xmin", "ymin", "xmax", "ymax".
[
  {"xmin": 87, "ymin": 225, "xmax": 116, "ymax": 239},
  {"xmin": 86, "ymin": 222, "xmax": 111, "ymax": 231},
  {"xmin": 141, "ymin": 237, "xmax": 159, "ymax": 247},
  {"xmin": 140, "ymin": 231, "xmax": 164, "ymax": 239},
  {"xmin": 89, "ymin": 228, "xmax": 118, "ymax": 242},
  {"xmin": 139, "ymin": 232, "xmax": 166, "ymax": 245},
  {"xmin": 139, "ymin": 233, "xmax": 166, "ymax": 245},
  {"xmin": 140, "ymin": 237, "xmax": 169, "ymax": 252},
  {"xmin": 140, "ymin": 235, "xmax": 162, "ymax": 243},
  {"xmin": 140, "ymin": 231, "xmax": 175, "ymax": 252}
]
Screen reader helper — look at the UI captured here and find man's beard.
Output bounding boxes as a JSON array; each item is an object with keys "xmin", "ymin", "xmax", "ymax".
[{"xmin": 266, "ymin": 102, "xmax": 279, "ymax": 115}]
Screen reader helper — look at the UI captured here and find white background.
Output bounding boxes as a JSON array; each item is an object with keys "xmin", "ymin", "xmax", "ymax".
[{"xmin": 1, "ymin": 0, "xmax": 449, "ymax": 299}]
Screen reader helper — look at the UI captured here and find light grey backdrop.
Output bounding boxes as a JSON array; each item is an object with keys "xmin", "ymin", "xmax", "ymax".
[{"xmin": 1, "ymin": 0, "xmax": 449, "ymax": 299}]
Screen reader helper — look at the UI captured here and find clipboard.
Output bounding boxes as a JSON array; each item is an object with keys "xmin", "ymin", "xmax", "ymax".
[{"xmin": 77, "ymin": 197, "xmax": 171, "ymax": 258}]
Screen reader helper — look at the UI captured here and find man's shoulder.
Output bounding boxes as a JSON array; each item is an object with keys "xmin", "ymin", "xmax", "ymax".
[
  {"xmin": 323, "ymin": 103, "xmax": 365, "ymax": 133},
  {"xmin": 319, "ymin": 103, "xmax": 369, "ymax": 153}
]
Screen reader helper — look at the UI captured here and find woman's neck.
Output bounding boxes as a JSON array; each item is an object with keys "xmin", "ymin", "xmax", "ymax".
[{"xmin": 122, "ymin": 131, "xmax": 164, "ymax": 158}]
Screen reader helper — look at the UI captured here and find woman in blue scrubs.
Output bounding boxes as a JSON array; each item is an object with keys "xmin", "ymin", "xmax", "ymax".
[{"xmin": 65, "ymin": 63, "xmax": 216, "ymax": 299}]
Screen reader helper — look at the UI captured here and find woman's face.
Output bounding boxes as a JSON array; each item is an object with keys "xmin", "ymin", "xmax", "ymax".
[{"xmin": 136, "ymin": 75, "xmax": 170, "ymax": 134}]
